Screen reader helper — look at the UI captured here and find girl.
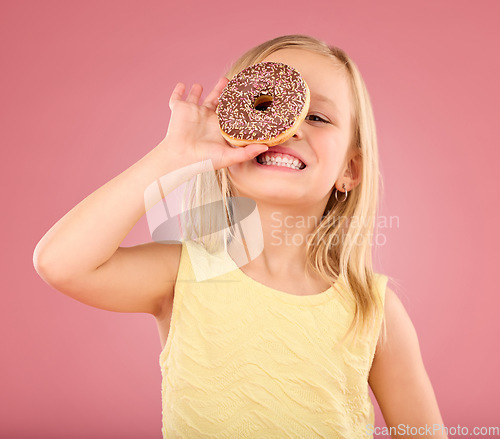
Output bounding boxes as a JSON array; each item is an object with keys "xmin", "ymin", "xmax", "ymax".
[{"xmin": 33, "ymin": 35, "xmax": 447, "ymax": 438}]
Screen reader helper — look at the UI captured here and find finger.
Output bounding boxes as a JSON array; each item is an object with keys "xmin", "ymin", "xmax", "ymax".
[
  {"xmin": 202, "ymin": 77, "xmax": 229, "ymax": 110},
  {"xmin": 241, "ymin": 143, "xmax": 269, "ymax": 160},
  {"xmin": 186, "ymin": 83, "xmax": 203, "ymax": 104},
  {"xmin": 223, "ymin": 143, "xmax": 269, "ymax": 167},
  {"xmin": 169, "ymin": 82, "xmax": 185, "ymax": 110}
]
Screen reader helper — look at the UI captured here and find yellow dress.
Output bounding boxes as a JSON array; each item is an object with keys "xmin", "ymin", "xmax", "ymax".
[{"xmin": 160, "ymin": 240, "xmax": 387, "ymax": 438}]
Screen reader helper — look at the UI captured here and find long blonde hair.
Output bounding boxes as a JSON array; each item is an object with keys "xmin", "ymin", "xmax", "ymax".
[{"xmin": 184, "ymin": 35, "xmax": 387, "ymax": 345}]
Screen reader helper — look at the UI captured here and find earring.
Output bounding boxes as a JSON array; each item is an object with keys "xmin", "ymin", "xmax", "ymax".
[{"xmin": 335, "ymin": 183, "xmax": 348, "ymax": 202}]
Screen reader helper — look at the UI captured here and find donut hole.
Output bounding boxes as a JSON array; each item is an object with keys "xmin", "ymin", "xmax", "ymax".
[{"xmin": 254, "ymin": 95, "xmax": 273, "ymax": 111}]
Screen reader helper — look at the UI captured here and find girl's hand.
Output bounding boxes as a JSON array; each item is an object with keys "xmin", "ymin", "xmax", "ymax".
[{"xmin": 159, "ymin": 77, "xmax": 268, "ymax": 170}]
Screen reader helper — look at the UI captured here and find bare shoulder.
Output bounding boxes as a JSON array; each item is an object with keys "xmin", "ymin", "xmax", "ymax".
[
  {"xmin": 46, "ymin": 241, "xmax": 183, "ymax": 317},
  {"xmin": 373, "ymin": 287, "xmax": 421, "ymax": 366},
  {"xmin": 382, "ymin": 287, "xmax": 419, "ymax": 346},
  {"xmin": 369, "ymin": 287, "xmax": 446, "ymax": 434}
]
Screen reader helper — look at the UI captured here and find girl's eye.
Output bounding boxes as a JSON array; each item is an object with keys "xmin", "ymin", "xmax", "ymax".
[{"xmin": 306, "ymin": 114, "xmax": 329, "ymax": 124}]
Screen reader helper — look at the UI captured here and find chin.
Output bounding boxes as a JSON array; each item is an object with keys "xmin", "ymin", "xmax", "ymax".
[{"xmin": 228, "ymin": 163, "xmax": 306, "ymax": 200}]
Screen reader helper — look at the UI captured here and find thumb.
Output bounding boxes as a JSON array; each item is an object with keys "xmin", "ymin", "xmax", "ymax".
[
  {"xmin": 217, "ymin": 143, "xmax": 268, "ymax": 169},
  {"xmin": 236, "ymin": 143, "xmax": 269, "ymax": 161}
]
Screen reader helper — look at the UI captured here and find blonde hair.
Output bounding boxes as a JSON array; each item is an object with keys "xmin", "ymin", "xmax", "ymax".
[{"xmin": 184, "ymin": 35, "xmax": 388, "ymax": 346}]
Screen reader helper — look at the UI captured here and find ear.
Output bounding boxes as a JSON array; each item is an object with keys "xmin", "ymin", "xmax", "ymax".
[{"xmin": 337, "ymin": 148, "xmax": 362, "ymax": 192}]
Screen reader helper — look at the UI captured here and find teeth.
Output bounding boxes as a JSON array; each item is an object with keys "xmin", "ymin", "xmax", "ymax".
[
  {"xmin": 257, "ymin": 153, "xmax": 305, "ymax": 170},
  {"xmin": 257, "ymin": 156, "xmax": 304, "ymax": 170}
]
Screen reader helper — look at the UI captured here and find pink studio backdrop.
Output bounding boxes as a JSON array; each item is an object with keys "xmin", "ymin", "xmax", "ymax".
[{"xmin": 2, "ymin": 1, "xmax": 499, "ymax": 438}]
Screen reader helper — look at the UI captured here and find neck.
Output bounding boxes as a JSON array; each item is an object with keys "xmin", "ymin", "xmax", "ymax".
[{"xmin": 240, "ymin": 197, "xmax": 330, "ymax": 276}]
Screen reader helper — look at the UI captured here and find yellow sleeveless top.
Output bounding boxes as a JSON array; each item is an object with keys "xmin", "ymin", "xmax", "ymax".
[{"xmin": 159, "ymin": 241, "xmax": 387, "ymax": 438}]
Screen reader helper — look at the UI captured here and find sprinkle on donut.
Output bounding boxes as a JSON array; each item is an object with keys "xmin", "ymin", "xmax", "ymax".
[{"xmin": 216, "ymin": 62, "xmax": 310, "ymax": 146}]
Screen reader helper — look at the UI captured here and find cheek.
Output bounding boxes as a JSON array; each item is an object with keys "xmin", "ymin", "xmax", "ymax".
[
  {"xmin": 317, "ymin": 141, "xmax": 344, "ymax": 171},
  {"xmin": 315, "ymin": 147, "xmax": 345, "ymax": 188},
  {"xmin": 322, "ymin": 165, "xmax": 341, "ymax": 189},
  {"xmin": 317, "ymin": 128, "xmax": 351, "ymax": 165}
]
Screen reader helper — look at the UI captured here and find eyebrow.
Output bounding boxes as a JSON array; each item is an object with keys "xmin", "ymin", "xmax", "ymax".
[
  {"xmin": 310, "ymin": 93, "xmax": 340, "ymax": 115},
  {"xmin": 310, "ymin": 94, "xmax": 347, "ymax": 125}
]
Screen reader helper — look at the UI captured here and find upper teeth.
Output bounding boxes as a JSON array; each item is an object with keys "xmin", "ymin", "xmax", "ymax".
[{"xmin": 257, "ymin": 153, "xmax": 305, "ymax": 170}]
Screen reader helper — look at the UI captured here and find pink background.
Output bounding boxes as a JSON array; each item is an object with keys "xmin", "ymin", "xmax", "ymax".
[{"xmin": 2, "ymin": 0, "xmax": 499, "ymax": 437}]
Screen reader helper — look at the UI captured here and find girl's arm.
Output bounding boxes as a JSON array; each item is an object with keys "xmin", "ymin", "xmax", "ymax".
[
  {"xmin": 33, "ymin": 143, "xmax": 185, "ymax": 317},
  {"xmin": 33, "ymin": 79, "xmax": 268, "ymax": 317},
  {"xmin": 369, "ymin": 288, "xmax": 448, "ymax": 439}
]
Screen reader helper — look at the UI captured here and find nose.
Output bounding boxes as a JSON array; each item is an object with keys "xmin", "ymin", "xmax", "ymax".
[{"xmin": 292, "ymin": 125, "xmax": 303, "ymax": 140}]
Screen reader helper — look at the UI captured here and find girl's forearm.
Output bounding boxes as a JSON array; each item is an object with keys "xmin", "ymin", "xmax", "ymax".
[{"xmin": 33, "ymin": 142, "xmax": 200, "ymax": 283}]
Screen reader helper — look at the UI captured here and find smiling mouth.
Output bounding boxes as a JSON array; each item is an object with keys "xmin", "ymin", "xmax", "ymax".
[{"xmin": 256, "ymin": 152, "xmax": 306, "ymax": 170}]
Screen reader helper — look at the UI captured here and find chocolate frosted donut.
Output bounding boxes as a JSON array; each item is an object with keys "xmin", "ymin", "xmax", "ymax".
[{"xmin": 216, "ymin": 62, "xmax": 310, "ymax": 147}]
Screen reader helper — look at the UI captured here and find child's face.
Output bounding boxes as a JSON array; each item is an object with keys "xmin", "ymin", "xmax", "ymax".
[{"xmin": 227, "ymin": 48, "xmax": 355, "ymax": 211}]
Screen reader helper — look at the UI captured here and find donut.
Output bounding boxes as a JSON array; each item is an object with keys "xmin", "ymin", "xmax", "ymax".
[{"xmin": 216, "ymin": 62, "xmax": 310, "ymax": 147}]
